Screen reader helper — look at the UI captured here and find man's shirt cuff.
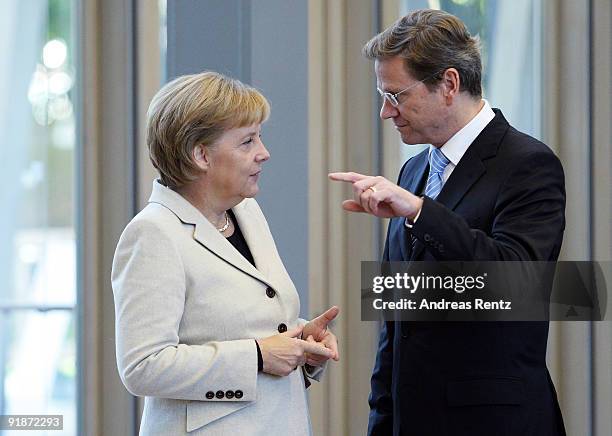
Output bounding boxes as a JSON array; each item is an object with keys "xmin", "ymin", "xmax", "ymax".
[{"xmin": 404, "ymin": 203, "xmax": 423, "ymax": 228}]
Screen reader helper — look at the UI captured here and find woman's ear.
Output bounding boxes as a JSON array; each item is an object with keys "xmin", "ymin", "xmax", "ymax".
[{"xmin": 192, "ymin": 144, "xmax": 210, "ymax": 171}]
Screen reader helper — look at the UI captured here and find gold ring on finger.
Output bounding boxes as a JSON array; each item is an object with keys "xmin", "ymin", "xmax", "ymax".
[{"xmin": 368, "ymin": 186, "xmax": 377, "ymax": 193}]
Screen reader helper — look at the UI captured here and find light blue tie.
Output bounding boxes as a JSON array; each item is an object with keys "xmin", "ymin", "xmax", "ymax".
[{"xmin": 424, "ymin": 147, "xmax": 450, "ymax": 200}]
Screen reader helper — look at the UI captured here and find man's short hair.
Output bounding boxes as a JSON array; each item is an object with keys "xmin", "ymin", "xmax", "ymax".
[
  {"xmin": 363, "ymin": 9, "xmax": 482, "ymax": 97},
  {"xmin": 146, "ymin": 71, "xmax": 270, "ymax": 189}
]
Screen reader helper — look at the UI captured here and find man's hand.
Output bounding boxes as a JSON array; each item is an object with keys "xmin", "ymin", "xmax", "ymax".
[
  {"xmin": 328, "ymin": 172, "xmax": 423, "ymax": 219},
  {"xmin": 302, "ymin": 306, "xmax": 340, "ymax": 365},
  {"xmin": 257, "ymin": 325, "xmax": 334, "ymax": 376}
]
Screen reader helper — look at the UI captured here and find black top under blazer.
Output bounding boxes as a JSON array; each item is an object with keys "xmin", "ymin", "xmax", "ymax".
[{"xmin": 368, "ymin": 110, "xmax": 567, "ymax": 436}]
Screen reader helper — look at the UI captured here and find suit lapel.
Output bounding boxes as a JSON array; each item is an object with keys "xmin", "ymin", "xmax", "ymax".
[
  {"xmin": 231, "ymin": 199, "xmax": 293, "ymax": 294},
  {"xmin": 409, "ymin": 151, "xmax": 485, "ymax": 261},
  {"xmin": 231, "ymin": 200, "xmax": 272, "ymax": 279},
  {"xmin": 436, "ymin": 109, "xmax": 507, "ymax": 211},
  {"xmin": 435, "ymin": 150, "xmax": 486, "ymax": 211},
  {"xmin": 398, "ymin": 151, "xmax": 429, "ymax": 261},
  {"xmin": 402, "ymin": 150, "xmax": 430, "ymax": 195},
  {"xmin": 148, "ymin": 181, "xmax": 273, "ymax": 287},
  {"xmin": 410, "ymin": 109, "xmax": 508, "ymax": 260},
  {"xmin": 191, "ymin": 219, "xmax": 271, "ymax": 286}
]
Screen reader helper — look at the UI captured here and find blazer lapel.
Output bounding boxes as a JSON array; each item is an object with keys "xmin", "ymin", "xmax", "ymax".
[
  {"xmin": 436, "ymin": 109, "xmax": 507, "ymax": 211},
  {"xmin": 231, "ymin": 200, "xmax": 272, "ymax": 279},
  {"xmin": 402, "ymin": 150, "xmax": 430, "ymax": 195},
  {"xmin": 410, "ymin": 151, "xmax": 485, "ymax": 261},
  {"xmin": 231, "ymin": 199, "xmax": 294, "ymax": 294},
  {"xmin": 399, "ymin": 151, "xmax": 429, "ymax": 261},
  {"xmin": 191, "ymin": 221, "xmax": 271, "ymax": 285},
  {"xmin": 148, "ymin": 180, "xmax": 272, "ymax": 286},
  {"xmin": 435, "ymin": 149, "xmax": 486, "ymax": 211},
  {"xmin": 410, "ymin": 109, "xmax": 508, "ymax": 260}
]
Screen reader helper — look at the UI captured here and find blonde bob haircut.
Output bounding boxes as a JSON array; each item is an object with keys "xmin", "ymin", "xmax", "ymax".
[{"xmin": 146, "ymin": 71, "xmax": 270, "ymax": 189}]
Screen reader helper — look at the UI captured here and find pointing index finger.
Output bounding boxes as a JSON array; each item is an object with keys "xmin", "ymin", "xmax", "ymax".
[
  {"xmin": 328, "ymin": 172, "xmax": 369, "ymax": 183},
  {"xmin": 314, "ymin": 306, "xmax": 339, "ymax": 328}
]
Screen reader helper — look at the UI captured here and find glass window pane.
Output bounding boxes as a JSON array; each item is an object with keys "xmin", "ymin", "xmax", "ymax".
[
  {"xmin": 1, "ymin": 311, "xmax": 76, "ymax": 436},
  {"xmin": 0, "ymin": 0, "xmax": 77, "ymax": 434}
]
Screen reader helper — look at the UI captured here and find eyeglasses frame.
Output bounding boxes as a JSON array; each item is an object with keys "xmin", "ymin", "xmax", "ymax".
[{"xmin": 376, "ymin": 69, "xmax": 446, "ymax": 107}]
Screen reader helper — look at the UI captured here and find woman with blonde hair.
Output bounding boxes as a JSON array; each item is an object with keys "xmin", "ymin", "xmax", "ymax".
[{"xmin": 112, "ymin": 71, "xmax": 339, "ymax": 435}]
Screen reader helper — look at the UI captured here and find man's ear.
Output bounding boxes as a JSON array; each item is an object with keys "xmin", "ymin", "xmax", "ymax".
[
  {"xmin": 441, "ymin": 68, "xmax": 460, "ymax": 104},
  {"xmin": 192, "ymin": 144, "xmax": 210, "ymax": 171}
]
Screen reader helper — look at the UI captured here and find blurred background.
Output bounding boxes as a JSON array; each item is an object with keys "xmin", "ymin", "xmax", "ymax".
[{"xmin": 0, "ymin": 0, "xmax": 610, "ymax": 435}]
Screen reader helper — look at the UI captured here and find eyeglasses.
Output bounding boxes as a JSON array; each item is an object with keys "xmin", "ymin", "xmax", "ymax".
[{"xmin": 376, "ymin": 70, "xmax": 444, "ymax": 107}]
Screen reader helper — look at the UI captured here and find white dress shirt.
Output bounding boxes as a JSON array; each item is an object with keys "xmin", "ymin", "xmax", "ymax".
[
  {"xmin": 432, "ymin": 99, "xmax": 495, "ymax": 183},
  {"xmin": 408, "ymin": 100, "xmax": 495, "ymax": 225}
]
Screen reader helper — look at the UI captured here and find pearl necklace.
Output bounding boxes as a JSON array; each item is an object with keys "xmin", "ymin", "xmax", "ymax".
[{"xmin": 217, "ymin": 211, "xmax": 230, "ymax": 232}]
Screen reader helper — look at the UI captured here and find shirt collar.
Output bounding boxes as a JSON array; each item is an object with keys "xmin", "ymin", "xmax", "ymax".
[{"xmin": 429, "ymin": 99, "xmax": 495, "ymax": 166}]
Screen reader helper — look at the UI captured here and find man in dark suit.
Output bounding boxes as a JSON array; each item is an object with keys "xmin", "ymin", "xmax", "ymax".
[{"xmin": 329, "ymin": 9, "xmax": 566, "ymax": 436}]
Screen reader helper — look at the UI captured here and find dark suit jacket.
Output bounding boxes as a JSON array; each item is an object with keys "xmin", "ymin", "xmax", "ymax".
[{"xmin": 368, "ymin": 110, "xmax": 567, "ymax": 436}]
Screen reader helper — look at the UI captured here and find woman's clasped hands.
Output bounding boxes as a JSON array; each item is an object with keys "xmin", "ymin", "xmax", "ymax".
[{"xmin": 257, "ymin": 306, "xmax": 340, "ymax": 377}]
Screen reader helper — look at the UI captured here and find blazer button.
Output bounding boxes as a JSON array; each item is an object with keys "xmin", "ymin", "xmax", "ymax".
[
  {"xmin": 215, "ymin": 390, "xmax": 224, "ymax": 399},
  {"xmin": 277, "ymin": 323, "xmax": 287, "ymax": 333},
  {"xmin": 205, "ymin": 391, "xmax": 214, "ymax": 400},
  {"xmin": 266, "ymin": 287, "xmax": 276, "ymax": 298},
  {"xmin": 235, "ymin": 390, "xmax": 243, "ymax": 399},
  {"xmin": 225, "ymin": 390, "xmax": 235, "ymax": 399},
  {"xmin": 424, "ymin": 234, "xmax": 431, "ymax": 242}
]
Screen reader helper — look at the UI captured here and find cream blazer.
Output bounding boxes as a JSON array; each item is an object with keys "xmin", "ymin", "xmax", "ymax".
[{"xmin": 111, "ymin": 180, "xmax": 322, "ymax": 435}]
